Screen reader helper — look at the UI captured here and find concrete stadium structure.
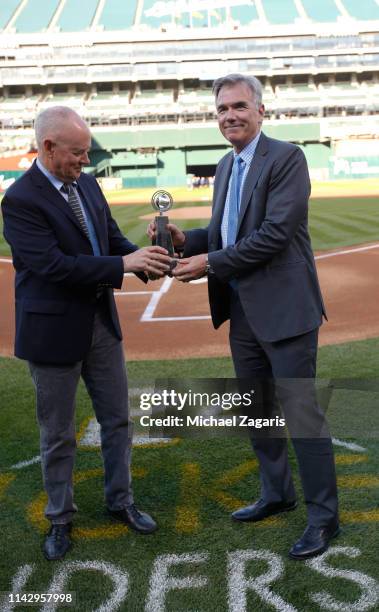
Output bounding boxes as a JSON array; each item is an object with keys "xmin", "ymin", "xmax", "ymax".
[{"xmin": 1, "ymin": 0, "xmax": 379, "ymax": 187}]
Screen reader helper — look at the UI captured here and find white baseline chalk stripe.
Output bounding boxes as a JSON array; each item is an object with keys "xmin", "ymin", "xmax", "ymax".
[
  {"xmin": 11, "ymin": 455, "xmax": 41, "ymax": 469},
  {"xmin": 140, "ymin": 276, "xmax": 174, "ymax": 321},
  {"xmin": 139, "ymin": 242, "xmax": 379, "ymax": 322},
  {"xmin": 315, "ymin": 243, "xmax": 379, "ymax": 260},
  {"xmin": 189, "ymin": 277, "xmax": 208, "ymax": 284},
  {"xmin": 157, "ymin": 275, "xmax": 174, "ymax": 294},
  {"xmin": 332, "ymin": 438, "xmax": 367, "ymax": 453},
  {"xmin": 145, "ymin": 315, "xmax": 212, "ymax": 322},
  {"xmin": 116, "ymin": 291, "xmax": 154, "ymax": 296},
  {"xmin": 141, "ymin": 291, "xmax": 164, "ymax": 321},
  {"xmin": 2, "ymin": 244, "xmax": 379, "ymax": 324},
  {"xmin": 1, "ymin": 244, "xmax": 378, "ymax": 270},
  {"xmin": 9, "ymin": 436, "xmax": 366, "ymax": 471}
]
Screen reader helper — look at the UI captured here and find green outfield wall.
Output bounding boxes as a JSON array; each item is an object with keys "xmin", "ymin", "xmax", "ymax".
[
  {"xmin": 91, "ymin": 122, "xmax": 321, "ymax": 151},
  {"xmin": 90, "ymin": 121, "xmax": 325, "ymax": 186},
  {"xmin": 299, "ymin": 143, "xmax": 331, "ymax": 168}
]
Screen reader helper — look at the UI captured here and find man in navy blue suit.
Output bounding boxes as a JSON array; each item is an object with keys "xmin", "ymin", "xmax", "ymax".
[{"xmin": 1, "ymin": 106, "xmax": 171, "ymax": 560}]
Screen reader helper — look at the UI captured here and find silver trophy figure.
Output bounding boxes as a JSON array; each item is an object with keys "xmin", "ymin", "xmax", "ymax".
[{"xmin": 151, "ymin": 190, "xmax": 176, "ymax": 272}]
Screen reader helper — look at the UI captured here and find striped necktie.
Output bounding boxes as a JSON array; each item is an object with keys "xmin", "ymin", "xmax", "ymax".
[
  {"xmin": 61, "ymin": 183, "xmax": 90, "ymax": 239},
  {"xmin": 227, "ymin": 155, "xmax": 245, "ymax": 246}
]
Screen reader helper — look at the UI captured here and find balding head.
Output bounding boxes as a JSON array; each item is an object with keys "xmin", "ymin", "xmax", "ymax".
[
  {"xmin": 35, "ymin": 106, "xmax": 89, "ymax": 150},
  {"xmin": 35, "ymin": 106, "xmax": 92, "ymax": 182}
]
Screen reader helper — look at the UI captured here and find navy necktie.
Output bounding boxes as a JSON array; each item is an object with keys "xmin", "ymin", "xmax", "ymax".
[{"xmin": 227, "ymin": 155, "xmax": 245, "ymax": 246}]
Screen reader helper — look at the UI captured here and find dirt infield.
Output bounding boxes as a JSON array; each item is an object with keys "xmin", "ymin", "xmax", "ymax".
[{"xmin": 1, "ymin": 243, "xmax": 378, "ymax": 361}]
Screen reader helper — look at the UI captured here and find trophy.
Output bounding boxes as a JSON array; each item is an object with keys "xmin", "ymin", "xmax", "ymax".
[{"xmin": 151, "ymin": 190, "xmax": 177, "ymax": 272}]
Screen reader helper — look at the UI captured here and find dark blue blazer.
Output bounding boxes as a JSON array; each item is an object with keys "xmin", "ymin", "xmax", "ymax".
[
  {"xmin": 1, "ymin": 160, "xmax": 142, "ymax": 363},
  {"xmin": 184, "ymin": 133, "xmax": 326, "ymax": 342}
]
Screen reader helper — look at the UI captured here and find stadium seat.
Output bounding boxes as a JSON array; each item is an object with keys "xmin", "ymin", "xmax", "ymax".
[
  {"xmin": 342, "ymin": 0, "xmax": 379, "ymax": 20},
  {"xmin": 262, "ymin": 0, "xmax": 300, "ymax": 24},
  {"xmin": 0, "ymin": 0, "xmax": 20, "ymax": 30},
  {"xmin": 13, "ymin": 0, "xmax": 60, "ymax": 32},
  {"xmin": 38, "ymin": 93, "xmax": 85, "ymax": 112},
  {"xmin": 230, "ymin": 3, "xmax": 259, "ymax": 25},
  {"xmin": 301, "ymin": 0, "xmax": 341, "ymax": 22},
  {"xmin": 57, "ymin": 0, "xmax": 98, "ymax": 32},
  {"xmin": 98, "ymin": 0, "xmax": 137, "ymax": 30}
]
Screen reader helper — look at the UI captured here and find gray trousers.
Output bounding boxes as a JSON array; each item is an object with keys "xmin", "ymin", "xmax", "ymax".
[
  {"xmin": 29, "ymin": 303, "xmax": 134, "ymax": 524},
  {"xmin": 229, "ymin": 292, "xmax": 338, "ymax": 527}
]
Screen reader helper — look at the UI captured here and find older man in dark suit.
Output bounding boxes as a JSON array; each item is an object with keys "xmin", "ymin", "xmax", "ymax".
[
  {"xmin": 2, "ymin": 106, "xmax": 171, "ymax": 560},
  {"xmin": 149, "ymin": 74, "xmax": 339, "ymax": 560}
]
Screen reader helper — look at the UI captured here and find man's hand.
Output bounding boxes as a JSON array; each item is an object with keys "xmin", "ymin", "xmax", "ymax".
[
  {"xmin": 123, "ymin": 246, "xmax": 172, "ymax": 277},
  {"xmin": 147, "ymin": 221, "xmax": 186, "ymax": 251},
  {"xmin": 172, "ymin": 254, "xmax": 208, "ymax": 282}
]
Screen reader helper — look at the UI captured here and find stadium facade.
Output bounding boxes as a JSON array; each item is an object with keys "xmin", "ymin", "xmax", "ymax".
[{"xmin": 1, "ymin": 0, "xmax": 379, "ymax": 189}]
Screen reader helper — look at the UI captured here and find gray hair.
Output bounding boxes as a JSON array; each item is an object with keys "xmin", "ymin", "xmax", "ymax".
[
  {"xmin": 212, "ymin": 74, "xmax": 263, "ymax": 107},
  {"xmin": 34, "ymin": 106, "xmax": 87, "ymax": 149}
]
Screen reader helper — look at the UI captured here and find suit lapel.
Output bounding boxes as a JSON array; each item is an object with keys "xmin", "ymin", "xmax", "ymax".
[
  {"xmin": 29, "ymin": 161, "xmax": 90, "ymax": 240},
  {"xmin": 237, "ymin": 133, "xmax": 269, "ymax": 235}
]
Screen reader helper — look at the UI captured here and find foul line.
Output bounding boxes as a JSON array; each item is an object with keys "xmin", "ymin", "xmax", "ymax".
[
  {"xmin": 140, "ymin": 276, "xmax": 211, "ymax": 322},
  {"xmin": 116, "ymin": 291, "xmax": 154, "ymax": 296},
  {"xmin": 332, "ymin": 438, "xmax": 367, "ymax": 453},
  {"xmin": 1, "ymin": 243, "xmax": 378, "ymax": 323},
  {"xmin": 144, "ymin": 315, "xmax": 211, "ymax": 321},
  {"xmin": 11, "ymin": 455, "xmax": 41, "ymax": 469},
  {"xmin": 10, "ymin": 436, "xmax": 366, "ymax": 471},
  {"xmin": 315, "ymin": 243, "xmax": 379, "ymax": 260},
  {"xmin": 138, "ymin": 243, "xmax": 379, "ymax": 323}
]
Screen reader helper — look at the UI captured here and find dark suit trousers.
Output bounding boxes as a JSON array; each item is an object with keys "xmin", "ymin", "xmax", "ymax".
[
  {"xmin": 29, "ymin": 298, "xmax": 134, "ymax": 524},
  {"xmin": 229, "ymin": 292, "xmax": 338, "ymax": 527}
]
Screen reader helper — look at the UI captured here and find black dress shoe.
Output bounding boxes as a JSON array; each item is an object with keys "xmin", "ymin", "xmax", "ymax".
[
  {"xmin": 107, "ymin": 504, "xmax": 157, "ymax": 534},
  {"xmin": 232, "ymin": 499, "xmax": 297, "ymax": 522},
  {"xmin": 289, "ymin": 522, "xmax": 340, "ymax": 560},
  {"xmin": 43, "ymin": 523, "xmax": 72, "ymax": 561}
]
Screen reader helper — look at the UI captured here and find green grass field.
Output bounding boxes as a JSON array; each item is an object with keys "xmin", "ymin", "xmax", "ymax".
[
  {"xmin": 0, "ymin": 195, "xmax": 378, "ymax": 256},
  {"xmin": 0, "ymin": 189, "xmax": 378, "ymax": 610},
  {"xmin": 0, "ymin": 340, "xmax": 378, "ymax": 611},
  {"xmin": 111, "ymin": 196, "xmax": 379, "ymax": 252}
]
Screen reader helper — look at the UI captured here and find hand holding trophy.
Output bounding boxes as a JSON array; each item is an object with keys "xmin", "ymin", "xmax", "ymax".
[{"xmin": 150, "ymin": 190, "xmax": 177, "ymax": 276}]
